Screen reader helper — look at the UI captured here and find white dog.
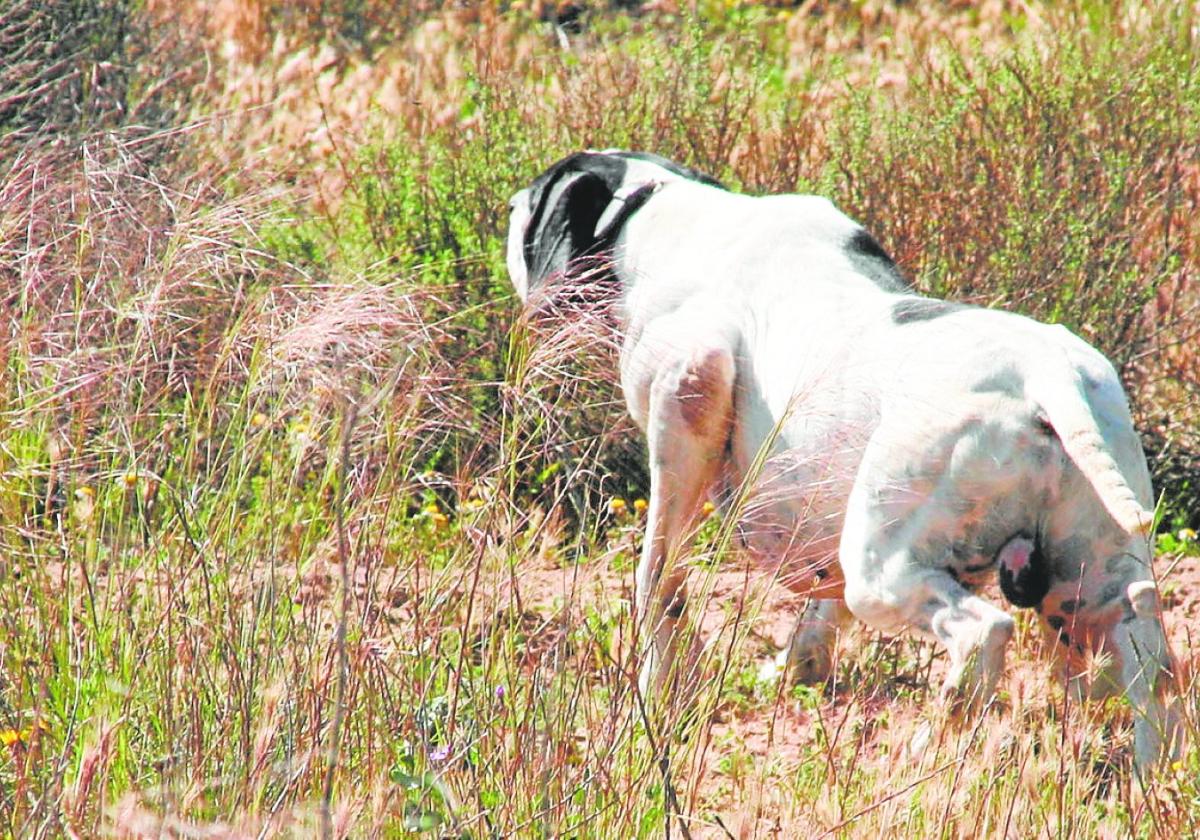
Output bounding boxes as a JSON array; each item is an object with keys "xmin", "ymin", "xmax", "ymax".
[{"xmin": 505, "ymin": 150, "xmax": 1178, "ymax": 770}]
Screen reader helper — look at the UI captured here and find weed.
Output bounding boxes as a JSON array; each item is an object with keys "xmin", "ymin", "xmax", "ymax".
[{"xmin": 2, "ymin": 1, "xmax": 1199, "ymax": 837}]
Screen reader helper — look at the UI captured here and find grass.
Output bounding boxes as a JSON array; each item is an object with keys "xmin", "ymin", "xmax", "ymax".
[{"xmin": 1, "ymin": 0, "xmax": 1199, "ymax": 837}]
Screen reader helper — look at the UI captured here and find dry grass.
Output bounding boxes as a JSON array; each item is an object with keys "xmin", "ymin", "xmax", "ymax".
[{"xmin": 2, "ymin": 1, "xmax": 1199, "ymax": 837}]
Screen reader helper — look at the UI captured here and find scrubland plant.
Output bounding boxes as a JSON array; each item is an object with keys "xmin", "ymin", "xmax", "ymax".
[{"xmin": 1, "ymin": 1, "xmax": 1199, "ymax": 838}]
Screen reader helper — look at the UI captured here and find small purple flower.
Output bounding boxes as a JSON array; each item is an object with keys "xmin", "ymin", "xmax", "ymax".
[
  {"xmin": 494, "ymin": 685, "xmax": 506, "ymax": 700},
  {"xmin": 430, "ymin": 744, "xmax": 451, "ymax": 763}
]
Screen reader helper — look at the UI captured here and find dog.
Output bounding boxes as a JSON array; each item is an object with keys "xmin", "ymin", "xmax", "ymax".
[{"xmin": 505, "ymin": 149, "xmax": 1178, "ymax": 771}]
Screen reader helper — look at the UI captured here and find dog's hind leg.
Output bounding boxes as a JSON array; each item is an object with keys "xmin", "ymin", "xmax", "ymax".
[
  {"xmin": 836, "ymin": 412, "xmax": 1022, "ymax": 729},
  {"xmin": 841, "ymin": 507, "xmax": 1015, "ymax": 716},
  {"xmin": 624, "ymin": 315, "xmax": 737, "ymax": 702}
]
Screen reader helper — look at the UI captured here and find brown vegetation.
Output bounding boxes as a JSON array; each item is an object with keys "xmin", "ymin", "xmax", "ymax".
[{"xmin": 2, "ymin": 1, "xmax": 1198, "ymax": 837}]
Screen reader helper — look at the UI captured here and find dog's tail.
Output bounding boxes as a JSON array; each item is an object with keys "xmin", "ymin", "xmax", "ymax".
[{"xmin": 1031, "ymin": 358, "xmax": 1154, "ymax": 537}]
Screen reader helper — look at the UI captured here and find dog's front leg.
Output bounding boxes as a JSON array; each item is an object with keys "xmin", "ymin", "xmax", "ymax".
[
  {"xmin": 780, "ymin": 598, "xmax": 853, "ymax": 685},
  {"xmin": 624, "ymin": 317, "xmax": 736, "ymax": 702}
]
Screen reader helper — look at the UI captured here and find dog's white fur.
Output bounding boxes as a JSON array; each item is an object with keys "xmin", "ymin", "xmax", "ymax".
[{"xmin": 506, "ymin": 150, "xmax": 1178, "ymax": 770}]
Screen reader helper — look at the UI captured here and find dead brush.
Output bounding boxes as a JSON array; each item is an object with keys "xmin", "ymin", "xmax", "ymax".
[
  {"xmin": 501, "ymin": 263, "xmax": 647, "ymax": 524},
  {"xmin": 0, "ymin": 121, "xmax": 465, "ymax": 836},
  {"xmin": 0, "ymin": 0, "xmax": 198, "ymax": 155},
  {"xmin": 2, "ymin": 1, "xmax": 1200, "ymax": 838},
  {"xmin": 2, "ymin": 130, "xmax": 274, "ymax": 406},
  {"xmin": 0, "ymin": 127, "xmax": 288, "ymax": 570}
]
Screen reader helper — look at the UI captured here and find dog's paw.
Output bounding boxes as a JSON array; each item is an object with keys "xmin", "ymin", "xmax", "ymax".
[
  {"xmin": 757, "ymin": 649, "xmax": 788, "ymax": 685},
  {"xmin": 781, "ymin": 618, "xmax": 840, "ymax": 685},
  {"xmin": 639, "ymin": 636, "xmax": 704, "ymax": 710},
  {"xmin": 785, "ymin": 636, "xmax": 836, "ymax": 685},
  {"xmin": 757, "ymin": 644, "xmax": 835, "ymax": 688}
]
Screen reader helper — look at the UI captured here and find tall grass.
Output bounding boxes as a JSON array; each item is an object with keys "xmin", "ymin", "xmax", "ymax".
[{"xmin": 1, "ymin": 1, "xmax": 1199, "ymax": 837}]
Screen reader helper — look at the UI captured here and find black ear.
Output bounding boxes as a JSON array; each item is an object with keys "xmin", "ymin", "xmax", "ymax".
[
  {"xmin": 524, "ymin": 170, "xmax": 613, "ymax": 285},
  {"xmin": 610, "ymin": 150, "xmax": 726, "ymax": 189},
  {"xmin": 516, "ymin": 149, "xmax": 705, "ymax": 300}
]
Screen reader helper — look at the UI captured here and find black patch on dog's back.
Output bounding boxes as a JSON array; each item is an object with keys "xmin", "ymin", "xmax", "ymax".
[
  {"xmin": 891, "ymin": 297, "xmax": 968, "ymax": 325},
  {"xmin": 520, "ymin": 151, "xmax": 724, "ymax": 299},
  {"xmin": 844, "ymin": 228, "xmax": 910, "ymax": 292}
]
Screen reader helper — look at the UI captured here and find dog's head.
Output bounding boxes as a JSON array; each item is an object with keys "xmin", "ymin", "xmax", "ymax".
[{"xmin": 505, "ymin": 150, "xmax": 724, "ymax": 302}]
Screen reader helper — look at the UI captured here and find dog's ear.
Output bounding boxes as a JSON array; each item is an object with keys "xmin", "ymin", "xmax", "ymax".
[
  {"xmin": 523, "ymin": 169, "xmax": 613, "ymax": 287},
  {"xmin": 518, "ymin": 150, "xmax": 707, "ymax": 299}
]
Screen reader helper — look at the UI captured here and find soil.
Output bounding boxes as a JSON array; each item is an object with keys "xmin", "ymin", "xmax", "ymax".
[{"xmin": 501, "ymin": 542, "xmax": 1200, "ymax": 839}]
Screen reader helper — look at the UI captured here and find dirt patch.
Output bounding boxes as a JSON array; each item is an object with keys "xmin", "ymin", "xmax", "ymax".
[{"xmin": 494, "ymin": 539, "xmax": 1200, "ymax": 836}]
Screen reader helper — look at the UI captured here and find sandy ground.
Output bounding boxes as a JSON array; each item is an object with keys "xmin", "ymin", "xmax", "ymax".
[{"xmin": 495, "ymin": 540, "xmax": 1200, "ymax": 838}]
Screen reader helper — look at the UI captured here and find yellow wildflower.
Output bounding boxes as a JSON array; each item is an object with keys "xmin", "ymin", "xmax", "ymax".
[
  {"xmin": 609, "ymin": 497, "xmax": 627, "ymax": 515},
  {"xmin": 701, "ymin": 501, "xmax": 716, "ymax": 517},
  {"xmin": 633, "ymin": 498, "xmax": 648, "ymax": 513},
  {"xmin": 251, "ymin": 412, "xmax": 268, "ymax": 427},
  {"xmin": 0, "ymin": 721, "xmax": 45, "ymax": 748},
  {"xmin": 122, "ymin": 471, "xmax": 139, "ymax": 488},
  {"xmin": 430, "ymin": 512, "xmax": 449, "ymax": 529},
  {"xmin": 1179, "ymin": 528, "xmax": 1197, "ymax": 543}
]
